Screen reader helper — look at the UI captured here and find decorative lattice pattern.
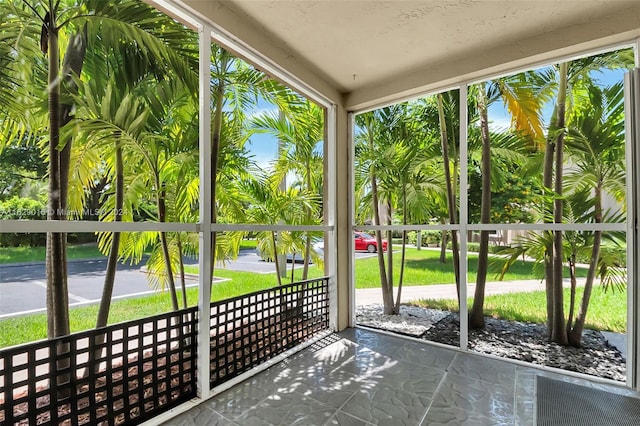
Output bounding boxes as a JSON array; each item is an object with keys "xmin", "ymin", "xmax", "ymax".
[
  {"xmin": 0, "ymin": 307, "xmax": 198, "ymax": 426},
  {"xmin": 209, "ymin": 277, "xmax": 330, "ymax": 387}
]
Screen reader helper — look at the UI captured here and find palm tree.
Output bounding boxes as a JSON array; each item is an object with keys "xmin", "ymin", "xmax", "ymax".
[
  {"xmin": 436, "ymin": 92, "xmax": 461, "ymax": 301},
  {"xmin": 241, "ymin": 172, "xmax": 319, "ymax": 285},
  {"xmin": 469, "ymin": 77, "xmax": 543, "ymax": 329},
  {"xmin": 564, "ymin": 82, "xmax": 626, "ymax": 346},
  {"xmin": 250, "ymin": 98, "xmax": 324, "ymax": 279},
  {"xmin": 0, "ymin": 0, "xmax": 198, "ymax": 336},
  {"xmin": 498, "ymin": 52, "xmax": 631, "ymax": 346},
  {"xmin": 71, "ymin": 78, "xmax": 149, "ymax": 326},
  {"xmin": 354, "ymin": 109, "xmax": 396, "ymax": 314},
  {"xmin": 389, "ymin": 140, "xmax": 442, "ymax": 310},
  {"xmin": 537, "ymin": 51, "xmax": 632, "ymax": 344},
  {"xmin": 206, "ymin": 46, "xmax": 293, "ymax": 288}
]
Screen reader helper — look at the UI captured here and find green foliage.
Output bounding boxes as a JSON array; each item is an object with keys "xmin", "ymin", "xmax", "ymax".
[
  {"xmin": 467, "ymin": 165, "xmax": 540, "ymax": 223},
  {"xmin": 0, "ymin": 244, "xmax": 104, "ymax": 264},
  {"xmin": 0, "ymin": 144, "xmax": 47, "ymax": 200},
  {"xmin": 407, "ymin": 230, "xmax": 443, "ymax": 246},
  {"xmin": 0, "ymin": 197, "xmax": 46, "ymax": 246}
]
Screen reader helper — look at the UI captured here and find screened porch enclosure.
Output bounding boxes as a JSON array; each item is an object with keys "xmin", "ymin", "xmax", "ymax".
[{"xmin": 1, "ymin": 0, "xmax": 640, "ymax": 425}]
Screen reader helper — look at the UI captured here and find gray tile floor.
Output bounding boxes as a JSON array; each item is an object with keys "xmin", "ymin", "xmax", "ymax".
[{"xmin": 164, "ymin": 328, "xmax": 639, "ymax": 425}]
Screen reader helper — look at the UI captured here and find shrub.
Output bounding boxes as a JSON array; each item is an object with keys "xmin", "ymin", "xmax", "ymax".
[
  {"xmin": 0, "ymin": 196, "xmax": 47, "ymax": 247},
  {"xmin": 408, "ymin": 230, "xmax": 443, "ymax": 247}
]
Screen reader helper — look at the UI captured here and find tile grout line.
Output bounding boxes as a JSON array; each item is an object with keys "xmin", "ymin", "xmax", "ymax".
[
  {"xmin": 319, "ymin": 391, "xmax": 363, "ymax": 426},
  {"xmin": 418, "ymin": 352, "xmax": 458, "ymax": 426},
  {"xmin": 201, "ymin": 404, "xmax": 239, "ymax": 425}
]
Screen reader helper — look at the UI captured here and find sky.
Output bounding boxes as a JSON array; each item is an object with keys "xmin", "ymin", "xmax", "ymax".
[{"xmin": 244, "ymin": 96, "xmax": 280, "ymax": 170}]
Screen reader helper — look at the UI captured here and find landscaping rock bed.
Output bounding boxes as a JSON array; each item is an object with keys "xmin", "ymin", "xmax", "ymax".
[{"xmin": 356, "ymin": 304, "xmax": 626, "ymax": 382}]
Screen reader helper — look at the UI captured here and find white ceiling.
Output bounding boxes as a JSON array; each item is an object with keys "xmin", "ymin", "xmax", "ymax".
[{"xmin": 170, "ymin": 0, "xmax": 640, "ymax": 110}]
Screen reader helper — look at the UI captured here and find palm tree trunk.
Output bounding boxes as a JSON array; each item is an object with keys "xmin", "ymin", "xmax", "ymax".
[
  {"xmin": 470, "ymin": 84, "xmax": 491, "ymax": 329},
  {"xmin": 566, "ymin": 254, "xmax": 577, "ymax": 337},
  {"xmin": 45, "ymin": 15, "xmax": 70, "ymax": 339},
  {"xmin": 96, "ymin": 140, "xmax": 123, "ymax": 328},
  {"xmin": 302, "ymin": 169, "xmax": 312, "ymax": 280},
  {"xmin": 209, "ymin": 54, "xmax": 228, "ymax": 291},
  {"xmin": 568, "ymin": 189, "xmax": 603, "ymax": 347},
  {"xmin": 56, "ymin": 28, "xmax": 86, "ymax": 335},
  {"xmin": 372, "ymin": 177, "xmax": 392, "ymax": 313},
  {"xmin": 365, "ymin": 120, "xmax": 392, "ymax": 314},
  {"xmin": 302, "ymin": 232, "xmax": 311, "ymax": 280},
  {"xmin": 271, "ymin": 231, "xmax": 283, "ymax": 286},
  {"xmin": 43, "ymin": 10, "xmax": 71, "ymax": 400},
  {"xmin": 177, "ymin": 236, "xmax": 188, "ymax": 309},
  {"xmin": 542, "ymin": 154, "xmax": 555, "ymax": 335},
  {"xmin": 551, "ymin": 62, "xmax": 568, "ymax": 346},
  {"xmin": 437, "ymin": 94, "xmax": 460, "ymax": 303},
  {"xmin": 439, "ymin": 228, "xmax": 448, "ymax": 263},
  {"xmin": 157, "ymin": 185, "xmax": 179, "ymax": 311},
  {"xmin": 386, "ymin": 212, "xmax": 395, "ymax": 314},
  {"xmin": 395, "ymin": 189, "xmax": 408, "ymax": 311},
  {"xmin": 542, "ymin": 102, "xmax": 559, "ymax": 337},
  {"xmin": 290, "ymin": 253, "xmax": 296, "ymax": 283}
]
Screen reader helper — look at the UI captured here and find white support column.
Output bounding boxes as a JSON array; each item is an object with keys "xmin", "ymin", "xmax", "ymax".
[
  {"xmin": 326, "ymin": 104, "xmax": 338, "ymax": 331},
  {"xmin": 459, "ymin": 84, "xmax": 469, "ymax": 350},
  {"xmin": 348, "ymin": 112, "xmax": 356, "ymax": 328},
  {"xmin": 624, "ymin": 68, "xmax": 640, "ymax": 389},
  {"xmin": 334, "ymin": 103, "xmax": 352, "ymax": 330},
  {"xmin": 197, "ymin": 23, "xmax": 213, "ymax": 400}
]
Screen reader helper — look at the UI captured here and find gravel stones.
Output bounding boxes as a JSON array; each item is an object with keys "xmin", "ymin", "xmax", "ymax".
[
  {"xmin": 356, "ymin": 304, "xmax": 449, "ymax": 337},
  {"xmin": 356, "ymin": 305, "xmax": 626, "ymax": 382}
]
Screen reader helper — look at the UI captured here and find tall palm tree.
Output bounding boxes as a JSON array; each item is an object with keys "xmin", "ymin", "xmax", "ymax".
[
  {"xmin": 498, "ymin": 51, "xmax": 632, "ymax": 345},
  {"xmin": 71, "ymin": 78, "xmax": 150, "ymax": 325},
  {"xmin": 564, "ymin": 82, "xmax": 626, "ymax": 346},
  {"xmin": 241, "ymin": 172, "xmax": 319, "ymax": 285},
  {"xmin": 354, "ymin": 110, "xmax": 394, "ymax": 313},
  {"xmin": 537, "ymin": 51, "xmax": 632, "ymax": 344},
  {"xmin": 0, "ymin": 0, "xmax": 198, "ymax": 336},
  {"xmin": 250, "ymin": 98, "xmax": 324, "ymax": 279},
  {"xmin": 469, "ymin": 77, "xmax": 543, "ymax": 329},
  {"xmin": 436, "ymin": 92, "xmax": 461, "ymax": 301},
  {"xmin": 206, "ymin": 47, "xmax": 293, "ymax": 289}
]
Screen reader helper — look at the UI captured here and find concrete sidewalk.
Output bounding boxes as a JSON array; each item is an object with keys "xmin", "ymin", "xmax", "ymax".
[{"xmin": 355, "ymin": 277, "xmax": 586, "ymax": 306}]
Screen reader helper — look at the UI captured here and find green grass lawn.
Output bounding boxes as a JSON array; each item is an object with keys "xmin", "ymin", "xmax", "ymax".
[
  {"xmin": 0, "ymin": 246, "xmax": 608, "ymax": 348},
  {"xmin": 0, "ymin": 244, "xmax": 105, "ymax": 264},
  {"xmin": 0, "ymin": 264, "xmax": 328, "ymax": 348},
  {"xmin": 0, "ymin": 240, "xmax": 258, "ymax": 265},
  {"xmin": 239, "ymin": 239, "xmax": 258, "ymax": 250},
  {"xmin": 412, "ymin": 285, "xmax": 627, "ymax": 333},
  {"xmin": 354, "ymin": 247, "xmax": 587, "ymax": 289}
]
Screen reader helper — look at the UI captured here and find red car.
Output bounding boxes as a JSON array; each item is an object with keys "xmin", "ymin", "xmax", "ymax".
[{"xmin": 354, "ymin": 232, "xmax": 388, "ymax": 253}]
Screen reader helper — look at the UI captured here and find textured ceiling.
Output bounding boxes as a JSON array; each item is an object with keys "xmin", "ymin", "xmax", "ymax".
[{"xmin": 173, "ymin": 0, "xmax": 640, "ymax": 108}]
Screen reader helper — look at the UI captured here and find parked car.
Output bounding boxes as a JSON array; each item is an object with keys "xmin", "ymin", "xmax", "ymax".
[{"xmin": 354, "ymin": 232, "xmax": 388, "ymax": 253}]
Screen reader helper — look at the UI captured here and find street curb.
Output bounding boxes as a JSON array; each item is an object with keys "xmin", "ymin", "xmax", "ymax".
[{"xmin": 0, "ymin": 257, "xmax": 107, "ymax": 269}]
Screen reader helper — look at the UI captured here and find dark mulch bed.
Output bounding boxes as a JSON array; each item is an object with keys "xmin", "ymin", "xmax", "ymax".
[{"xmin": 422, "ymin": 313, "xmax": 626, "ymax": 381}]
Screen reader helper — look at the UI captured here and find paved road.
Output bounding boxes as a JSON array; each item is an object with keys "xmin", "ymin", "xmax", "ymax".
[
  {"xmin": 0, "ymin": 249, "xmax": 378, "ymax": 317},
  {"xmin": 0, "ymin": 258, "xmax": 172, "ymax": 318}
]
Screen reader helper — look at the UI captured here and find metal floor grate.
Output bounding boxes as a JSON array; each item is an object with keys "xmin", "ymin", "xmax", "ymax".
[{"xmin": 537, "ymin": 376, "xmax": 640, "ymax": 425}]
